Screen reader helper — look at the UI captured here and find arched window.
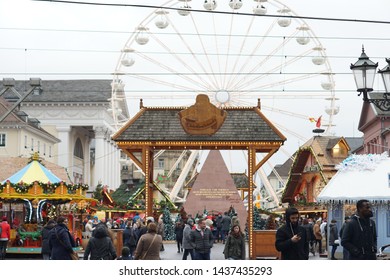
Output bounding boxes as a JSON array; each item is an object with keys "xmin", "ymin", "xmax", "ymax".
[{"xmin": 74, "ymin": 138, "xmax": 84, "ymax": 159}]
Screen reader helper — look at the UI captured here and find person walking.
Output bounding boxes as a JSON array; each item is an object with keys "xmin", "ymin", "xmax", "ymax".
[
  {"xmin": 275, "ymin": 208, "xmax": 309, "ymax": 260},
  {"xmin": 174, "ymin": 221, "xmax": 184, "ymax": 253},
  {"xmin": 123, "ymin": 220, "xmax": 138, "ymax": 259},
  {"xmin": 41, "ymin": 219, "xmax": 56, "ymax": 260},
  {"xmin": 302, "ymin": 218, "xmax": 315, "ymax": 256},
  {"xmin": 157, "ymin": 217, "xmax": 165, "ymax": 251},
  {"xmin": 328, "ymin": 219, "xmax": 339, "ymax": 260},
  {"xmin": 215, "ymin": 213, "xmax": 223, "ymax": 243},
  {"xmin": 220, "ymin": 212, "xmax": 231, "ymax": 244},
  {"xmin": 134, "ymin": 222, "xmax": 162, "ymax": 260},
  {"xmin": 182, "ymin": 219, "xmax": 195, "ymax": 260},
  {"xmin": 190, "ymin": 218, "xmax": 214, "ymax": 260},
  {"xmin": 341, "ymin": 199, "xmax": 377, "ymax": 260},
  {"xmin": 223, "ymin": 225, "xmax": 246, "ymax": 260},
  {"xmin": 84, "ymin": 220, "xmax": 94, "ymax": 239},
  {"xmin": 339, "ymin": 216, "xmax": 350, "ymax": 260},
  {"xmin": 0, "ymin": 216, "xmax": 11, "ymax": 260},
  {"xmin": 83, "ymin": 223, "xmax": 117, "ymax": 260},
  {"xmin": 313, "ymin": 219, "xmax": 322, "ymax": 254},
  {"xmin": 49, "ymin": 216, "xmax": 77, "ymax": 260}
]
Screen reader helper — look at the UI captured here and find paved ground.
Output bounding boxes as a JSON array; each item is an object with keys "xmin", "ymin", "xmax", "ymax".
[
  {"xmin": 5, "ymin": 242, "xmax": 328, "ymax": 260},
  {"xmin": 160, "ymin": 241, "xmax": 327, "ymax": 260}
]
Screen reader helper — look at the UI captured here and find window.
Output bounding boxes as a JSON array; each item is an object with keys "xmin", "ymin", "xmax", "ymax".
[
  {"xmin": 0, "ymin": 133, "xmax": 5, "ymax": 147},
  {"xmin": 24, "ymin": 135, "xmax": 27, "ymax": 148},
  {"xmin": 31, "ymin": 138, "xmax": 34, "ymax": 151},
  {"xmin": 332, "ymin": 143, "xmax": 347, "ymax": 158},
  {"xmin": 158, "ymin": 158, "xmax": 164, "ymax": 169},
  {"xmin": 49, "ymin": 146, "xmax": 52, "ymax": 157},
  {"xmin": 43, "ymin": 143, "xmax": 46, "ymax": 155},
  {"xmin": 37, "ymin": 141, "xmax": 40, "ymax": 153},
  {"xmin": 74, "ymin": 138, "xmax": 84, "ymax": 159}
]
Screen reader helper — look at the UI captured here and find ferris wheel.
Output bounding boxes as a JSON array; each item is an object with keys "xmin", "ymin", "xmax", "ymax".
[{"xmin": 110, "ymin": 0, "xmax": 339, "ymax": 207}]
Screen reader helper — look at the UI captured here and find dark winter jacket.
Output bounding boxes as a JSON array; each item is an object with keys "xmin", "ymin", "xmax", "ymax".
[
  {"xmin": 302, "ymin": 223, "xmax": 314, "ymax": 242},
  {"xmin": 49, "ymin": 223, "xmax": 76, "ymax": 260},
  {"xmin": 83, "ymin": 225, "xmax": 117, "ymax": 260},
  {"xmin": 328, "ymin": 223, "xmax": 339, "ymax": 246},
  {"xmin": 41, "ymin": 221, "xmax": 56, "ymax": 255},
  {"xmin": 189, "ymin": 227, "xmax": 214, "ymax": 254},
  {"xmin": 215, "ymin": 215, "xmax": 223, "ymax": 229},
  {"xmin": 275, "ymin": 209, "xmax": 309, "ymax": 260},
  {"xmin": 174, "ymin": 224, "xmax": 184, "ymax": 242},
  {"xmin": 123, "ymin": 226, "xmax": 138, "ymax": 249},
  {"xmin": 223, "ymin": 233, "xmax": 245, "ymax": 260},
  {"xmin": 221, "ymin": 215, "xmax": 231, "ymax": 231},
  {"xmin": 341, "ymin": 215, "xmax": 377, "ymax": 260}
]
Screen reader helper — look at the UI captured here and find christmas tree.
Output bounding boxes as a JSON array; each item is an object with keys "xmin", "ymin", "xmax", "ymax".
[
  {"xmin": 253, "ymin": 206, "xmax": 266, "ymax": 230},
  {"xmin": 162, "ymin": 207, "xmax": 175, "ymax": 240}
]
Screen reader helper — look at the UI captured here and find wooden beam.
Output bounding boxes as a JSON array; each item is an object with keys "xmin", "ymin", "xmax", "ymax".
[
  {"xmin": 254, "ymin": 148, "xmax": 278, "ymax": 174},
  {"xmin": 124, "ymin": 150, "xmax": 144, "ymax": 172}
]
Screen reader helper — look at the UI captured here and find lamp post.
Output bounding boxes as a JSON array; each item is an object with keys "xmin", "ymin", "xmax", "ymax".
[{"xmin": 350, "ymin": 47, "xmax": 390, "ymax": 111}]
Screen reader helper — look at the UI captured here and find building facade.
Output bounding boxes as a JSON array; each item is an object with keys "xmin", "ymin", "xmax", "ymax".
[{"xmin": 1, "ymin": 80, "xmax": 127, "ymax": 190}]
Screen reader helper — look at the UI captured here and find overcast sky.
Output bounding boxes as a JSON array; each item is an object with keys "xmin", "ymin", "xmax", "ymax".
[{"xmin": 1, "ymin": 0, "xmax": 390, "ymax": 173}]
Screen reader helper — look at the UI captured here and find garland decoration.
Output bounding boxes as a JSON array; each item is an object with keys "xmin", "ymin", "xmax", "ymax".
[{"xmin": 12, "ymin": 181, "xmax": 32, "ymax": 194}]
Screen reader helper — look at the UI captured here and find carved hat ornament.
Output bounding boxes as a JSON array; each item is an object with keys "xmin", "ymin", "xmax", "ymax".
[{"xmin": 179, "ymin": 94, "xmax": 227, "ymax": 135}]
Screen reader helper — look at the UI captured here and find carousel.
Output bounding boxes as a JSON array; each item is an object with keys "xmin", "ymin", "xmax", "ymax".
[{"xmin": 0, "ymin": 153, "xmax": 93, "ymax": 254}]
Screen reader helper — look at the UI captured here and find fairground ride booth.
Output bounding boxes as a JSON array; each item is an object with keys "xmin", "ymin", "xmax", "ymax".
[
  {"xmin": 317, "ymin": 153, "xmax": 390, "ymax": 258},
  {"xmin": 0, "ymin": 154, "xmax": 93, "ymax": 254}
]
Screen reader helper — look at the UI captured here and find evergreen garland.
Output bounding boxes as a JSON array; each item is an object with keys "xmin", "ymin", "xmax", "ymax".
[{"xmin": 162, "ymin": 207, "xmax": 175, "ymax": 240}]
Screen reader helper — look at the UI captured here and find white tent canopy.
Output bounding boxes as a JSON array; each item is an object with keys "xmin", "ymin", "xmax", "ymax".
[{"xmin": 318, "ymin": 153, "xmax": 390, "ymax": 203}]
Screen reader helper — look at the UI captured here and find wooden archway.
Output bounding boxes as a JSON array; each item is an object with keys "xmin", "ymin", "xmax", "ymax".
[{"xmin": 112, "ymin": 95, "xmax": 286, "ymax": 259}]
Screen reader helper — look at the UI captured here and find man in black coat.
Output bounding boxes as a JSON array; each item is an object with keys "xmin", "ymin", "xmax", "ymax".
[
  {"xmin": 190, "ymin": 218, "xmax": 214, "ymax": 260},
  {"xmin": 275, "ymin": 207, "xmax": 309, "ymax": 260},
  {"xmin": 341, "ymin": 200, "xmax": 377, "ymax": 260}
]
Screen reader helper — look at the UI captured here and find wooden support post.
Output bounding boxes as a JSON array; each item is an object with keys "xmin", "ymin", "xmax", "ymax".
[
  {"xmin": 248, "ymin": 146, "xmax": 255, "ymax": 259},
  {"xmin": 143, "ymin": 146, "xmax": 154, "ymax": 217}
]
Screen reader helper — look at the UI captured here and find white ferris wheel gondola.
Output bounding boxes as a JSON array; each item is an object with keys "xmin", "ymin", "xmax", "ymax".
[
  {"xmin": 155, "ymin": 9, "xmax": 170, "ymax": 29},
  {"xmin": 121, "ymin": 48, "xmax": 135, "ymax": 67},
  {"xmin": 203, "ymin": 0, "xmax": 217, "ymax": 11},
  {"xmin": 177, "ymin": 0, "xmax": 192, "ymax": 16},
  {"xmin": 253, "ymin": 0, "xmax": 267, "ymax": 15},
  {"xmin": 229, "ymin": 0, "xmax": 243, "ymax": 10},
  {"xmin": 135, "ymin": 26, "xmax": 149, "ymax": 45},
  {"xmin": 277, "ymin": 7, "xmax": 291, "ymax": 27},
  {"xmin": 312, "ymin": 46, "xmax": 326, "ymax": 66},
  {"xmin": 296, "ymin": 24, "xmax": 310, "ymax": 45}
]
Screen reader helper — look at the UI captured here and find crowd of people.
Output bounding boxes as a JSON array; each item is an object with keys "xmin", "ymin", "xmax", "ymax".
[
  {"xmin": 275, "ymin": 199, "xmax": 378, "ymax": 260},
  {"xmin": 0, "ymin": 199, "xmax": 378, "ymax": 260}
]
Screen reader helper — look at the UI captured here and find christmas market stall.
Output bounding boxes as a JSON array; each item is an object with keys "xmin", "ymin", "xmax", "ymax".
[
  {"xmin": 317, "ymin": 153, "xmax": 390, "ymax": 257},
  {"xmin": 0, "ymin": 154, "xmax": 92, "ymax": 254}
]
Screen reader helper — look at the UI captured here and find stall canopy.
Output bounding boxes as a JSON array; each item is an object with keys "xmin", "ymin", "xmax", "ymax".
[
  {"xmin": 318, "ymin": 153, "xmax": 390, "ymax": 203},
  {"xmin": 3, "ymin": 159, "xmax": 61, "ymax": 184}
]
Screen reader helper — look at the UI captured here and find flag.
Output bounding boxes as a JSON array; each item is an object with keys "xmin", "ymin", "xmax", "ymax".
[
  {"xmin": 316, "ymin": 115, "xmax": 322, "ymax": 128},
  {"xmin": 309, "ymin": 117, "xmax": 316, "ymax": 123}
]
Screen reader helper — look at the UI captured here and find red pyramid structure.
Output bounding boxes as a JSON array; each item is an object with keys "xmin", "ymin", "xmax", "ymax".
[{"xmin": 183, "ymin": 150, "xmax": 247, "ymax": 226}]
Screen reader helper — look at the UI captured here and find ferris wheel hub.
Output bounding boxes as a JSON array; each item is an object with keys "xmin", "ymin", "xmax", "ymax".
[{"xmin": 215, "ymin": 90, "xmax": 231, "ymax": 104}]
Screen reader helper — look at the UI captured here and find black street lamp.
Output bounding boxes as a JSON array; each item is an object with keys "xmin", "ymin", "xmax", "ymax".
[{"xmin": 350, "ymin": 47, "xmax": 390, "ymax": 111}]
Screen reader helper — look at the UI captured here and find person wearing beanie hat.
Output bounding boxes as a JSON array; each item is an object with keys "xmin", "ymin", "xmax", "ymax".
[{"xmin": 0, "ymin": 216, "xmax": 11, "ymax": 260}]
